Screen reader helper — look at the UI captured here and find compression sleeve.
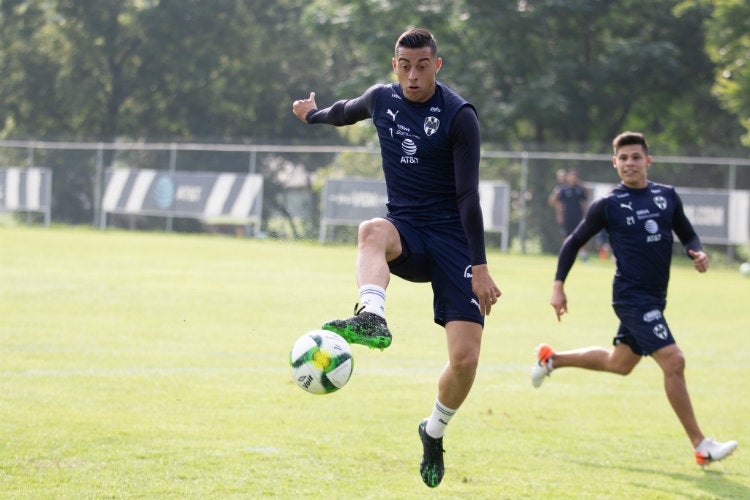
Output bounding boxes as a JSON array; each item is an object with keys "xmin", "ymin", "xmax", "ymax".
[
  {"xmin": 671, "ymin": 190, "xmax": 703, "ymax": 257},
  {"xmin": 554, "ymin": 197, "xmax": 607, "ymax": 282},
  {"xmin": 452, "ymin": 106, "xmax": 486, "ymax": 266},
  {"xmin": 305, "ymin": 84, "xmax": 382, "ymax": 126}
]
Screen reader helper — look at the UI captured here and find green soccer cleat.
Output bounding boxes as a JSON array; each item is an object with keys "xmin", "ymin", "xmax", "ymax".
[
  {"xmin": 322, "ymin": 305, "xmax": 392, "ymax": 350},
  {"xmin": 418, "ymin": 419, "xmax": 445, "ymax": 488}
]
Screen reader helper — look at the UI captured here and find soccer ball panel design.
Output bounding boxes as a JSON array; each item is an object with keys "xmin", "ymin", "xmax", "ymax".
[{"xmin": 289, "ymin": 330, "xmax": 353, "ymax": 394}]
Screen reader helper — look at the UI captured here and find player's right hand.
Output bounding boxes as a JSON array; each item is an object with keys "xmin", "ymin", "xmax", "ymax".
[
  {"xmin": 292, "ymin": 92, "xmax": 317, "ymax": 123},
  {"xmin": 550, "ymin": 280, "xmax": 568, "ymax": 322}
]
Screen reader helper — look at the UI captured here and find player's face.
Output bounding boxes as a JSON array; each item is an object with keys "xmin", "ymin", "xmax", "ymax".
[
  {"xmin": 392, "ymin": 46, "xmax": 442, "ymax": 103},
  {"xmin": 613, "ymin": 144, "xmax": 651, "ymax": 189}
]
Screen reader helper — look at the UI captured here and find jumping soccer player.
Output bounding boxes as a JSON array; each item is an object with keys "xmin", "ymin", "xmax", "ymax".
[
  {"xmin": 533, "ymin": 131, "xmax": 738, "ymax": 466},
  {"xmin": 293, "ymin": 28, "xmax": 501, "ymax": 487}
]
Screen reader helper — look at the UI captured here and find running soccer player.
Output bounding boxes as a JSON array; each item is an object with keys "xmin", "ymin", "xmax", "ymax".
[
  {"xmin": 292, "ymin": 28, "xmax": 501, "ymax": 487},
  {"xmin": 532, "ymin": 131, "xmax": 738, "ymax": 466}
]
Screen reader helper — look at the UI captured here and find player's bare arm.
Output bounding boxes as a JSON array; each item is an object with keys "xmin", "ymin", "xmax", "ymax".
[
  {"xmin": 550, "ymin": 280, "xmax": 568, "ymax": 321},
  {"xmin": 292, "ymin": 92, "xmax": 317, "ymax": 123},
  {"xmin": 471, "ymin": 264, "xmax": 501, "ymax": 316}
]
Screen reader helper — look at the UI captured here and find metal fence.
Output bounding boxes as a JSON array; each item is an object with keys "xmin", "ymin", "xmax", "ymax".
[{"xmin": 1, "ymin": 139, "xmax": 749, "ymax": 257}]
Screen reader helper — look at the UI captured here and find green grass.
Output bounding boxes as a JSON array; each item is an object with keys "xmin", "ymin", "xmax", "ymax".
[{"xmin": 1, "ymin": 225, "xmax": 748, "ymax": 499}]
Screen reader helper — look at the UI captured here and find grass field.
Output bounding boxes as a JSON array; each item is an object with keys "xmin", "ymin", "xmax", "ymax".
[{"xmin": 1, "ymin": 225, "xmax": 748, "ymax": 499}]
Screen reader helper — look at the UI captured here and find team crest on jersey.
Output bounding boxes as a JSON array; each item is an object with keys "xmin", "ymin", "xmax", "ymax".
[
  {"xmin": 424, "ymin": 116, "xmax": 440, "ymax": 136},
  {"xmin": 653, "ymin": 196, "xmax": 667, "ymax": 210}
]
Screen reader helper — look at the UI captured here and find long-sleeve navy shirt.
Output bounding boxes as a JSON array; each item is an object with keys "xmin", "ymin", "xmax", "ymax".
[
  {"xmin": 306, "ymin": 82, "xmax": 487, "ymax": 266},
  {"xmin": 555, "ymin": 181, "xmax": 702, "ymax": 306}
]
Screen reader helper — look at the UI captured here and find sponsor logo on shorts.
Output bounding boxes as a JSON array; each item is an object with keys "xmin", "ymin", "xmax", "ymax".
[
  {"xmin": 653, "ymin": 323, "xmax": 669, "ymax": 340},
  {"xmin": 643, "ymin": 310, "xmax": 662, "ymax": 322},
  {"xmin": 463, "ymin": 265, "xmax": 472, "ymax": 278}
]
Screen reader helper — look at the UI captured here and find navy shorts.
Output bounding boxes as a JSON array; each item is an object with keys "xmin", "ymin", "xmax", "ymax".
[
  {"xmin": 386, "ymin": 217, "xmax": 483, "ymax": 328},
  {"xmin": 612, "ymin": 304, "xmax": 675, "ymax": 356}
]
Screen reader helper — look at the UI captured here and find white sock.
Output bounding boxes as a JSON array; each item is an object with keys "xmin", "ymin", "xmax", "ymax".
[
  {"xmin": 425, "ymin": 399, "xmax": 456, "ymax": 439},
  {"xmin": 359, "ymin": 285, "xmax": 385, "ymax": 318}
]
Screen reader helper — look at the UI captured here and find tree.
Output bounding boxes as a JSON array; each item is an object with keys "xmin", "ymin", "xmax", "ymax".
[
  {"xmin": 692, "ymin": 0, "xmax": 750, "ymax": 147},
  {"xmin": 1, "ymin": 0, "xmax": 73, "ymax": 138}
]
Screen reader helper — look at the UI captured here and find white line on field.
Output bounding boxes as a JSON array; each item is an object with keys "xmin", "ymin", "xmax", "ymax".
[{"xmin": 0, "ymin": 364, "xmax": 535, "ymax": 377}]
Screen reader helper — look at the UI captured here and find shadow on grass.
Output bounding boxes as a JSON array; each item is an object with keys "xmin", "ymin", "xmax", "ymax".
[{"xmin": 572, "ymin": 458, "xmax": 749, "ymax": 498}]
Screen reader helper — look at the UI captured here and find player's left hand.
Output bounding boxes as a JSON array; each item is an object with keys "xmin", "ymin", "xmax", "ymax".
[
  {"xmin": 688, "ymin": 249, "xmax": 709, "ymax": 273},
  {"xmin": 471, "ymin": 264, "xmax": 501, "ymax": 316}
]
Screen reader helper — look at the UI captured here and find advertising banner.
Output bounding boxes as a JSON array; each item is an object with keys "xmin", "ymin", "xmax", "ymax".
[
  {"xmin": 0, "ymin": 167, "xmax": 52, "ymax": 225},
  {"xmin": 101, "ymin": 168, "xmax": 263, "ymax": 229},
  {"xmin": 320, "ymin": 178, "xmax": 510, "ymax": 251}
]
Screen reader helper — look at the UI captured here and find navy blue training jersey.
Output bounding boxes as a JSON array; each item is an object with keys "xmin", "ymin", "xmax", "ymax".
[
  {"xmin": 306, "ymin": 82, "xmax": 486, "ymax": 265},
  {"xmin": 555, "ymin": 181, "xmax": 702, "ymax": 306},
  {"xmin": 557, "ymin": 183, "xmax": 587, "ymax": 233}
]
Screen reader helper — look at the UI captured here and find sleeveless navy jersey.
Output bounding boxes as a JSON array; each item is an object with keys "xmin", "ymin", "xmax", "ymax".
[
  {"xmin": 369, "ymin": 82, "xmax": 473, "ymax": 222},
  {"xmin": 306, "ymin": 82, "xmax": 486, "ymax": 265},
  {"xmin": 555, "ymin": 181, "xmax": 702, "ymax": 306}
]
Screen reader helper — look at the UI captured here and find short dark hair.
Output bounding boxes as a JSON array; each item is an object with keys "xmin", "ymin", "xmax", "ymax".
[
  {"xmin": 395, "ymin": 28, "xmax": 437, "ymax": 57},
  {"xmin": 612, "ymin": 131, "xmax": 649, "ymax": 155}
]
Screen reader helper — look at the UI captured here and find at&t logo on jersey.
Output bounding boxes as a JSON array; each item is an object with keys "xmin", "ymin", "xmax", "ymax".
[
  {"xmin": 400, "ymin": 139, "xmax": 419, "ymax": 164},
  {"xmin": 644, "ymin": 219, "xmax": 661, "ymax": 242}
]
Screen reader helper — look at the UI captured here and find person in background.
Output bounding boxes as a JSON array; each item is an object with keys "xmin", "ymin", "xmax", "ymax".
[
  {"xmin": 551, "ymin": 169, "xmax": 590, "ymax": 260},
  {"xmin": 533, "ymin": 131, "xmax": 738, "ymax": 467},
  {"xmin": 547, "ymin": 167, "xmax": 567, "ymax": 227}
]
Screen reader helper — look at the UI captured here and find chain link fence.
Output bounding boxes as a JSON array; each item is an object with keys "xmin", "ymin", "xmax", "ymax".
[{"xmin": 1, "ymin": 139, "xmax": 749, "ymax": 259}]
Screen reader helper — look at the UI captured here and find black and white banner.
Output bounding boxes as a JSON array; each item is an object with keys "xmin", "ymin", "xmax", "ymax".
[
  {"xmin": 678, "ymin": 188, "xmax": 749, "ymax": 245},
  {"xmin": 320, "ymin": 177, "xmax": 511, "ymax": 251},
  {"xmin": 0, "ymin": 167, "xmax": 52, "ymax": 225},
  {"xmin": 321, "ymin": 178, "xmax": 388, "ymax": 226},
  {"xmin": 101, "ymin": 168, "xmax": 263, "ymax": 228}
]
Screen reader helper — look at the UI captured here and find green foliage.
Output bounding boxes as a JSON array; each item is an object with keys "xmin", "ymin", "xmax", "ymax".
[
  {"xmin": 0, "ymin": 0, "xmax": 747, "ymax": 153},
  {"xmin": 696, "ymin": 0, "xmax": 750, "ymax": 146},
  {"xmin": 1, "ymin": 226, "xmax": 748, "ymax": 497},
  {"xmin": 1, "ymin": 0, "xmax": 749, "ymax": 236}
]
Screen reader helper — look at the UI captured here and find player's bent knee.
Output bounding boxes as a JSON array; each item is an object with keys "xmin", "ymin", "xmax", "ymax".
[
  {"xmin": 662, "ymin": 352, "xmax": 686, "ymax": 377},
  {"xmin": 358, "ymin": 218, "xmax": 389, "ymax": 242},
  {"xmin": 612, "ymin": 364, "xmax": 635, "ymax": 376},
  {"xmin": 608, "ymin": 356, "xmax": 638, "ymax": 375},
  {"xmin": 653, "ymin": 345, "xmax": 686, "ymax": 376}
]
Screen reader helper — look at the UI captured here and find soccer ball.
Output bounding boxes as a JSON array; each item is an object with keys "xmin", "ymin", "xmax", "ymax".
[
  {"xmin": 289, "ymin": 330, "xmax": 353, "ymax": 394},
  {"xmin": 740, "ymin": 262, "xmax": 750, "ymax": 278}
]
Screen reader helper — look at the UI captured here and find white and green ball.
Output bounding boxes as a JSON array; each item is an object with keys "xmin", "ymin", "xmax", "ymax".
[
  {"xmin": 290, "ymin": 330, "xmax": 353, "ymax": 394},
  {"xmin": 740, "ymin": 262, "xmax": 750, "ymax": 278}
]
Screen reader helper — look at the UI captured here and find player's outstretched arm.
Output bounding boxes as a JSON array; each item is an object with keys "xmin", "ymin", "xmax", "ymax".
[
  {"xmin": 550, "ymin": 280, "xmax": 568, "ymax": 322},
  {"xmin": 292, "ymin": 92, "xmax": 317, "ymax": 123}
]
